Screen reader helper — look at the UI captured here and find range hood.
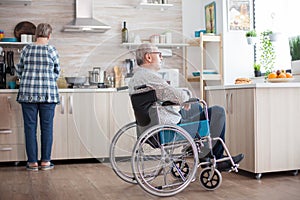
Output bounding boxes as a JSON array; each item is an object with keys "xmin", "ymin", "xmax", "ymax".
[
  {"xmin": 63, "ymin": 0, "xmax": 111, "ymax": 33},
  {"xmin": 0, "ymin": 0, "xmax": 31, "ymax": 5}
]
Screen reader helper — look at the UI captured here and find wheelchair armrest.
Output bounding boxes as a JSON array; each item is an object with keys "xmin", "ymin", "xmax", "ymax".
[
  {"xmin": 161, "ymin": 101, "xmax": 178, "ymax": 106},
  {"xmin": 183, "ymin": 98, "xmax": 200, "ymax": 104},
  {"xmin": 160, "ymin": 98, "xmax": 199, "ymax": 107},
  {"xmin": 134, "ymin": 84, "xmax": 147, "ymax": 90}
]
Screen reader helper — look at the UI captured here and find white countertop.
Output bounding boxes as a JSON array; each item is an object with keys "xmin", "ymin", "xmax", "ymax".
[
  {"xmin": 206, "ymin": 82, "xmax": 300, "ymax": 90},
  {"xmin": 0, "ymin": 88, "xmax": 120, "ymax": 93}
]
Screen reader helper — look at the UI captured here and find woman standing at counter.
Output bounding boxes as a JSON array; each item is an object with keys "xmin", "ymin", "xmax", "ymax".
[{"xmin": 16, "ymin": 23, "xmax": 60, "ymax": 171}]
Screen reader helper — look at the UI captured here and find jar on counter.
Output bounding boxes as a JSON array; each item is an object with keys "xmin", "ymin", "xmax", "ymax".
[
  {"xmin": 150, "ymin": 34, "xmax": 160, "ymax": 44},
  {"xmin": 0, "ymin": 30, "xmax": 4, "ymax": 40}
]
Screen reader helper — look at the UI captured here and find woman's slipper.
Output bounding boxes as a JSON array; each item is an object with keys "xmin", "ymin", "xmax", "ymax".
[
  {"xmin": 26, "ymin": 163, "xmax": 38, "ymax": 171},
  {"xmin": 41, "ymin": 163, "xmax": 54, "ymax": 171}
]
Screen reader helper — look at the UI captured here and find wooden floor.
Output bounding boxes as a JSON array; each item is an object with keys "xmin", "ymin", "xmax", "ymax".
[{"xmin": 0, "ymin": 160, "xmax": 299, "ymax": 200}]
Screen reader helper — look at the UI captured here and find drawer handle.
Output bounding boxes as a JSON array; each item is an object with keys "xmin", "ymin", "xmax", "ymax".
[
  {"xmin": 0, "ymin": 130, "xmax": 12, "ymax": 134},
  {"xmin": 0, "ymin": 147, "xmax": 13, "ymax": 151},
  {"xmin": 61, "ymin": 95, "xmax": 65, "ymax": 114},
  {"xmin": 69, "ymin": 95, "xmax": 73, "ymax": 114}
]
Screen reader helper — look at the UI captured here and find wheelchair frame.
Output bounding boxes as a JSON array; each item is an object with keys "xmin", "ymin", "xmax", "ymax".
[{"xmin": 109, "ymin": 87, "xmax": 240, "ymax": 197}]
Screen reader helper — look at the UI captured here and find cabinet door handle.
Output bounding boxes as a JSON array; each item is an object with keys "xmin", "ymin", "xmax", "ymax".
[
  {"xmin": 7, "ymin": 96, "xmax": 12, "ymax": 111},
  {"xmin": 60, "ymin": 95, "xmax": 65, "ymax": 114},
  {"xmin": 229, "ymin": 92, "xmax": 233, "ymax": 114},
  {"xmin": 69, "ymin": 95, "xmax": 73, "ymax": 114},
  {"xmin": 0, "ymin": 130, "xmax": 12, "ymax": 134},
  {"xmin": 0, "ymin": 147, "xmax": 13, "ymax": 151},
  {"xmin": 225, "ymin": 93, "xmax": 229, "ymax": 114}
]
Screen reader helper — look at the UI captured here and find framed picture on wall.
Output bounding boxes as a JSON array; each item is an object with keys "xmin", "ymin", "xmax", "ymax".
[
  {"xmin": 227, "ymin": 0, "xmax": 253, "ymax": 31},
  {"xmin": 205, "ymin": 1, "xmax": 216, "ymax": 34}
]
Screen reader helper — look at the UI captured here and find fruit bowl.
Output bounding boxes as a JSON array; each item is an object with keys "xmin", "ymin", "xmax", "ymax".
[{"xmin": 267, "ymin": 78, "xmax": 294, "ymax": 83}]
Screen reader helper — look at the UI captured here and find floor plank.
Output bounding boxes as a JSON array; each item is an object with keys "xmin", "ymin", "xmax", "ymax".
[{"xmin": 0, "ymin": 162, "xmax": 299, "ymax": 200}]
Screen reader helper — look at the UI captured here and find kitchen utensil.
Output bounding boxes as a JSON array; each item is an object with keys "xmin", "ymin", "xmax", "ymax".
[
  {"xmin": 6, "ymin": 51, "xmax": 14, "ymax": 75},
  {"xmin": 6, "ymin": 51, "xmax": 15, "ymax": 76},
  {"xmin": 1, "ymin": 38, "xmax": 18, "ymax": 42},
  {"xmin": 21, "ymin": 34, "xmax": 27, "ymax": 43},
  {"xmin": 0, "ymin": 62, "xmax": 6, "ymax": 89},
  {"xmin": 65, "ymin": 76, "xmax": 87, "ymax": 86},
  {"xmin": 14, "ymin": 21, "xmax": 36, "ymax": 42},
  {"xmin": 124, "ymin": 59, "xmax": 135, "ymax": 78},
  {"xmin": 89, "ymin": 67, "xmax": 106, "ymax": 85}
]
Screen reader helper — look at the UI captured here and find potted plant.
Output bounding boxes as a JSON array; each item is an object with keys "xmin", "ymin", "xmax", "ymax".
[
  {"xmin": 259, "ymin": 30, "xmax": 276, "ymax": 76},
  {"xmin": 246, "ymin": 30, "xmax": 258, "ymax": 45},
  {"xmin": 253, "ymin": 63, "xmax": 262, "ymax": 77},
  {"xmin": 289, "ymin": 35, "xmax": 300, "ymax": 74},
  {"xmin": 269, "ymin": 31, "xmax": 281, "ymax": 42}
]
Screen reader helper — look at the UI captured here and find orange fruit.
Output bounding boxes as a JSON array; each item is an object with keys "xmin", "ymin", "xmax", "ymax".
[
  {"xmin": 278, "ymin": 73, "xmax": 287, "ymax": 78},
  {"xmin": 268, "ymin": 72, "xmax": 277, "ymax": 79},
  {"xmin": 286, "ymin": 73, "xmax": 293, "ymax": 78}
]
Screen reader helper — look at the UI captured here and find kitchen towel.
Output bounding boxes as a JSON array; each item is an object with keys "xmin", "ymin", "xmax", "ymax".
[{"xmin": 0, "ymin": 96, "xmax": 12, "ymax": 130}]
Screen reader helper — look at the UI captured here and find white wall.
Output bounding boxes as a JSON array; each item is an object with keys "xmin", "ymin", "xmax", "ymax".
[
  {"xmin": 182, "ymin": 0, "xmax": 254, "ymax": 85},
  {"xmin": 255, "ymin": 0, "xmax": 292, "ymax": 71}
]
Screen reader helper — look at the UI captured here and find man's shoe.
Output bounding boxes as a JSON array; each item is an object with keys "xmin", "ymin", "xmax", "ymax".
[{"xmin": 217, "ymin": 153, "xmax": 244, "ymax": 172}]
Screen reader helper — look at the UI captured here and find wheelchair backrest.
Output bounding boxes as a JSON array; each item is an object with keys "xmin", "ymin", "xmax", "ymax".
[{"xmin": 130, "ymin": 89, "xmax": 157, "ymax": 127}]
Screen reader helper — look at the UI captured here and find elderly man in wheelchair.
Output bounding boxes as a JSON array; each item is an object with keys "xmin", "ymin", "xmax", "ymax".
[{"xmin": 109, "ymin": 43, "xmax": 244, "ymax": 197}]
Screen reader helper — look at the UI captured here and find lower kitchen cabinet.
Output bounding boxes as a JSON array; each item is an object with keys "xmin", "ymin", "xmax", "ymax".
[
  {"xmin": 109, "ymin": 92, "xmax": 135, "ymax": 138},
  {"xmin": 54, "ymin": 92, "xmax": 110, "ymax": 159},
  {"xmin": 0, "ymin": 93, "xmax": 26, "ymax": 162},
  {"xmin": 109, "ymin": 92, "xmax": 135, "ymax": 157},
  {"xmin": 0, "ymin": 90, "xmax": 130, "ymax": 162},
  {"xmin": 206, "ymin": 86, "xmax": 300, "ymax": 177}
]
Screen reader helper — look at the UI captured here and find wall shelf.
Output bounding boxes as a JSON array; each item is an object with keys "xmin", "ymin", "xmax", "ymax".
[
  {"xmin": 121, "ymin": 43, "xmax": 189, "ymax": 49},
  {"xmin": 185, "ymin": 32, "xmax": 223, "ymax": 100},
  {"xmin": 187, "ymin": 74, "xmax": 222, "ymax": 82},
  {"xmin": 0, "ymin": 42, "xmax": 29, "ymax": 45},
  {"xmin": 136, "ymin": 3, "xmax": 173, "ymax": 10}
]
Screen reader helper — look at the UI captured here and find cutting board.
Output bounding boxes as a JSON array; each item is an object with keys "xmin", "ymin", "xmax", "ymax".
[{"xmin": 14, "ymin": 21, "xmax": 36, "ymax": 42}]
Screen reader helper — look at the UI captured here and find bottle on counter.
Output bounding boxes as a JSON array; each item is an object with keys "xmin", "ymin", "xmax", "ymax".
[
  {"xmin": 15, "ymin": 77, "xmax": 20, "ymax": 89},
  {"xmin": 122, "ymin": 21, "xmax": 128, "ymax": 43},
  {"xmin": 57, "ymin": 70, "xmax": 68, "ymax": 88}
]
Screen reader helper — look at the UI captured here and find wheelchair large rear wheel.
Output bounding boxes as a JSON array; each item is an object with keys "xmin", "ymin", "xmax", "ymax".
[
  {"xmin": 131, "ymin": 124, "xmax": 199, "ymax": 197},
  {"xmin": 110, "ymin": 122, "xmax": 138, "ymax": 184}
]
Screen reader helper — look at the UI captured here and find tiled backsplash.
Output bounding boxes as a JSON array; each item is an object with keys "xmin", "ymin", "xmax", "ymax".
[{"xmin": 0, "ymin": 0, "xmax": 185, "ymax": 82}]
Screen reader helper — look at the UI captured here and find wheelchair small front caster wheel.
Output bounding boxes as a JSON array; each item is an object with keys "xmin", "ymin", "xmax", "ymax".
[
  {"xmin": 255, "ymin": 173, "xmax": 262, "ymax": 180},
  {"xmin": 199, "ymin": 167, "xmax": 222, "ymax": 191},
  {"xmin": 171, "ymin": 161, "xmax": 189, "ymax": 179}
]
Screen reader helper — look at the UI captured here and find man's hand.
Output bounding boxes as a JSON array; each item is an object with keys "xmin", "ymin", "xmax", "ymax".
[{"xmin": 183, "ymin": 103, "xmax": 191, "ymax": 111}]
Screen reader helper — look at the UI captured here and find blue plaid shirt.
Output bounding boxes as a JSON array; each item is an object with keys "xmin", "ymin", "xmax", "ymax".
[{"xmin": 16, "ymin": 44, "xmax": 60, "ymax": 103}]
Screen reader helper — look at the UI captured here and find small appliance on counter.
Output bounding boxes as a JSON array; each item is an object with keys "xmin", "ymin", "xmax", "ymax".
[
  {"xmin": 124, "ymin": 59, "xmax": 135, "ymax": 78},
  {"xmin": 89, "ymin": 67, "xmax": 107, "ymax": 88},
  {"xmin": 0, "ymin": 49, "xmax": 6, "ymax": 89},
  {"xmin": 6, "ymin": 50, "xmax": 15, "ymax": 76},
  {"xmin": 0, "ymin": 62, "xmax": 6, "ymax": 89}
]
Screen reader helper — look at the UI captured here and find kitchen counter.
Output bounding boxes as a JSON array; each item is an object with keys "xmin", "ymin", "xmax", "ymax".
[
  {"xmin": 0, "ymin": 88, "xmax": 120, "ymax": 93},
  {"xmin": 205, "ymin": 82, "xmax": 300, "ymax": 90}
]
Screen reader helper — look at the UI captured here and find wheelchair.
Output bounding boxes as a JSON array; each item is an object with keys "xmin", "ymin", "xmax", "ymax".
[{"xmin": 110, "ymin": 85, "xmax": 241, "ymax": 197}]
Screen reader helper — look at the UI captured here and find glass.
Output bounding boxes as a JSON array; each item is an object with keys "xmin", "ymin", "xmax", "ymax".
[{"xmin": 148, "ymin": 51, "xmax": 162, "ymax": 58}]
